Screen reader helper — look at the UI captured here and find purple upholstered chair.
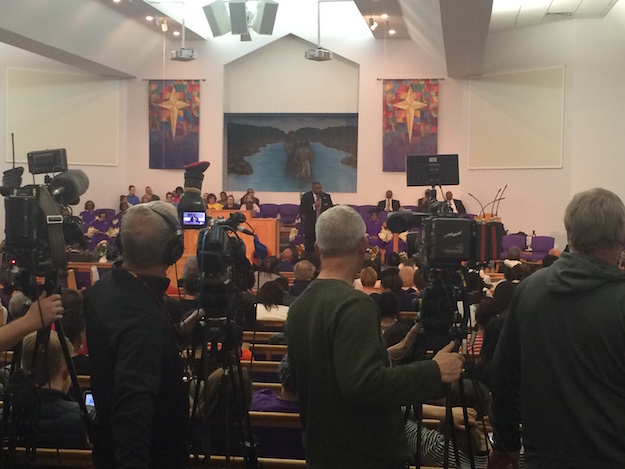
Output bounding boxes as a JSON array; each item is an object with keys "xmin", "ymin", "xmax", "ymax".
[
  {"xmin": 522, "ymin": 236, "xmax": 555, "ymax": 262},
  {"xmin": 501, "ymin": 234, "xmax": 526, "ymax": 259},
  {"xmin": 259, "ymin": 203, "xmax": 280, "ymax": 219},
  {"xmin": 278, "ymin": 204, "xmax": 300, "ymax": 224}
]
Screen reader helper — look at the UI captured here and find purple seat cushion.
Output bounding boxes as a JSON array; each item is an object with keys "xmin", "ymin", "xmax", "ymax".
[{"xmin": 259, "ymin": 203, "xmax": 280, "ymax": 218}]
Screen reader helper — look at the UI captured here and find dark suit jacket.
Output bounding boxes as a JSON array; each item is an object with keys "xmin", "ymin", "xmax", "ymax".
[
  {"xmin": 300, "ymin": 191, "xmax": 333, "ymax": 221},
  {"xmin": 376, "ymin": 199, "xmax": 401, "ymax": 212},
  {"xmin": 453, "ymin": 199, "xmax": 466, "ymax": 214}
]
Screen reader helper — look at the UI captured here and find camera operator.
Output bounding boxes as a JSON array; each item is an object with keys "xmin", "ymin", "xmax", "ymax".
[
  {"xmin": 84, "ymin": 201, "xmax": 188, "ymax": 469},
  {"xmin": 0, "ymin": 292, "xmax": 62, "ymax": 352},
  {"xmin": 286, "ymin": 205, "xmax": 464, "ymax": 468}
]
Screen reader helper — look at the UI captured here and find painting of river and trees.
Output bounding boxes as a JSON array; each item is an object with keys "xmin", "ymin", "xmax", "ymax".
[{"xmin": 225, "ymin": 113, "xmax": 358, "ymax": 193}]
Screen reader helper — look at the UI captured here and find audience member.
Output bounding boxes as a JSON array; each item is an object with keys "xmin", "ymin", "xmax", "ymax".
[
  {"xmin": 444, "ymin": 191, "xmax": 467, "ymax": 214},
  {"xmin": 240, "ymin": 194, "xmax": 261, "ymax": 214},
  {"xmin": 218, "ymin": 191, "xmax": 228, "ymax": 206},
  {"xmin": 20, "ymin": 330, "xmax": 90, "ymax": 449},
  {"xmin": 278, "ymin": 248, "xmax": 295, "ymax": 272},
  {"xmin": 286, "ymin": 205, "xmax": 462, "ymax": 468},
  {"xmin": 299, "ymin": 181, "xmax": 333, "ymax": 254},
  {"xmin": 376, "ymin": 292, "xmax": 412, "ymax": 347},
  {"xmin": 173, "ymin": 186, "xmax": 184, "ymax": 203},
  {"xmin": 239, "ymin": 188, "xmax": 260, "ymax": 206},
  {"xmin": 165, "ymin": 192, "xmax": 174, "ymax": 204},
  {"xmin": 355, "ymin": 266, "xmax": 379, "ymax": 294},
  {"xmin": 417, "ymin": 189, "xmax": 431, "ymax": 213},
  {"xmin": 289, "ymin": 260, "xmax": 315, "ymax": 297},
  {"xmin": 223, "ymin": 195, "xmax": 240, "ymax": 210},
  {"xmin": 548, "ymin": 247, "xmax": 561, "ymax": 257},
  {"xmin": 255, "ymin": 256, "xmax": 284, "ymax": 291},
  {"xmin": 141, "ymin": 194, "xmax": 151, "ymax": 203},
  {"xmin": 127, "ymin": 186, "xmax": 139, "ymax": 205},
  {"xmin": 145, "ymin": 186, "xmax": 159, "ymax": 201},
  {"xmin": 377, "ymin": 190, "xmax": 401, "ymax": 213},
  {"xmin": 60, "ymin": 289, "xmax": 90, "ymax": 376},
  {"xmin": 256, "ymin": 281, "xmax": 289, "ymax": 322},
  {"xmin": 85, "ymin": 201, "xmax": 189, "ymax": 468},
  {"xmin": 490, "ymin": 188, "xmax": 625, "ymax": 468},
  {"xmin": 205, "ymin": 193, "xmax": 223, "ymax": 211},
  {"xmin": 542, "ymin": 253, "xmax": 559, "ymax": 267},
  {"xmin": 81, "ymin": 200, "xmax": 96, "ymax": 225},
  {"xmin": 466, "ymin": 297, "xmax": 497, "ymax": 357},
  {"xmin": 250, "ymin": 354, "xmax": 299, "ymax": 413}
]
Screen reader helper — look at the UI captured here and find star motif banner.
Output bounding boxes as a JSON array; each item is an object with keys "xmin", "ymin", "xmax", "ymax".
[
  {"xmin": 148, "ymin": 80, "xmax": 200, "ymax": 169},
  {"xmin": 383, "ymin": 79, "xmax": 438, "ymax": 172}
]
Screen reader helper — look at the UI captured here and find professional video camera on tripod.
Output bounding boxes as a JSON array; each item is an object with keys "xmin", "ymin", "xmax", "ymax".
[
  {"xmin": 176, "ymin": 164, "xmax": 258, "ymax": 468},
  {"xmin": 0, "ymin": 147, "xmax": 93, "ymax": 467},
  {"xmin": 386, "ymin": 154, "xmax": 504, "ymax": 469}
]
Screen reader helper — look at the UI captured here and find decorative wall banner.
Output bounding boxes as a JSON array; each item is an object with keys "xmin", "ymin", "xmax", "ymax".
[
  {"xmin": 382, "ymin": 79, "xmax": 438, "ymax": 172},
  {"xmin": 225, "ymin": 113, "xmax": 358, "ymax": 193},
  {"xmin": 148, "ymin": 80, "xmax": 200, "ymax": 169}
]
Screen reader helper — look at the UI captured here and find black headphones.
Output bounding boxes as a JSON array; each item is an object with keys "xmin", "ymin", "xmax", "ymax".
[{"xmin": 118, "ymin": 203, "xmax": 185, "ymax": 266}]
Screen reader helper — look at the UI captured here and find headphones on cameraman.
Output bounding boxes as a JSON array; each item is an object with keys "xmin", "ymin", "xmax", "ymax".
[{"xmin": 118, "ymin": 203, "xmax": 185, "ymax": 266}]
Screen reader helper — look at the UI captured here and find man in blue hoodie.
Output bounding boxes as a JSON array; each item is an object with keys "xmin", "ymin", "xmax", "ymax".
[{"xmin": 489, "ymin": 188, "xmax": 625, "ymax": 469}]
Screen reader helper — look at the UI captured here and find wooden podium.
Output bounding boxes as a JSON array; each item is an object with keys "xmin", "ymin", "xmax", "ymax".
[{"xmin": 167, "ymin": 210, "xmax": 279, "ymax": 286}]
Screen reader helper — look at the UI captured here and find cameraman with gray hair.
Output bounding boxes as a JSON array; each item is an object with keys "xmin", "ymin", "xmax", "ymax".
[
  {"xmin": 287, "ymin": 205, "xmax": 463, "ymax": 468},
  {"xmin": 489, "ymin": 188, "xmax": 625, "ymax": 469},
  {"xmin": 85, "ymin": 201, "xmax": 189, "ymax": 469}
]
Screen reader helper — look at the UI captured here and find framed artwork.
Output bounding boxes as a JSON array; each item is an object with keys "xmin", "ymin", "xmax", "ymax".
[
  {"xmin": 383, "ymin": 79, "xmax": 438, "ymax": 172},
  {"xmin": 148, "ymin": 80, "xmax": 200, "ymax": 169},
  {"xmin": 225, "ymin": 113, "xmax": 358, "ymax": 193}
]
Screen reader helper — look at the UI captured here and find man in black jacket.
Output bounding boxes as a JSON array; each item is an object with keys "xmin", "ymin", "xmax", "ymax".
[
  {"xmin": 376, "ymin": 190, "xmax": 401, "ymax": 213},
  {"xmin": 489, "ymin": 188, "xmax": 625, "ymax": 469},
  {"xmin": 299, "ymin": 181, "xmax": 333, "ymax": 254},
  {"xmin": 85, "ymin": 201, "xmax": 188, "ymax": 469}
]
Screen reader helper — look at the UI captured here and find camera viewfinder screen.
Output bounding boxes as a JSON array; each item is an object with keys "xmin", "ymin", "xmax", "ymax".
[{"xmin": 183, "ymin": 211, "xmax": 206, "ymax": 227}]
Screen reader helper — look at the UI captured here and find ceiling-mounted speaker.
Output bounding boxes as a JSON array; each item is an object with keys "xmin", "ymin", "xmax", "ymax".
[
  {"xmin": 229, "ymin": 0, "xmax": 248, "ymax": 35},
  {"xmin": 252, "ymin": 0, "xmax": 278, "ymax": 35},
  {"xmin": 203, "ymin": 0, "xmax": 231, "ymax": 37}
]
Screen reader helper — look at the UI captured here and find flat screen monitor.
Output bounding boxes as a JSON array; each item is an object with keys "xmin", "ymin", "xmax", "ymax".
[
  {"xmin": 406, "ymin": 154, "xmax": 459, "ymax": 187},
  {"xmin": 182, "ymin": 211, "xmax": 206, "ymax": 228}
]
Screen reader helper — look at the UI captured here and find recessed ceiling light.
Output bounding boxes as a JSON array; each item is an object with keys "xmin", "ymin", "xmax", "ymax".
[
  {"xmin": 113, "ymin": 0, "xmax": 121, "ymax": 3},
  {"xmin": 173, "ymin": 31, "xmax": 181, "ymax": 36},
  {"xmin": 146, "ymin": 15, "xmax": 154, "ymax": 21},
  {"xmin": 381, "ymin": 13, "xmax": 388, "ymax": 19},
  {"xmin": 389, "ymin": 29, "xmax": 396, "ymax": 35}
]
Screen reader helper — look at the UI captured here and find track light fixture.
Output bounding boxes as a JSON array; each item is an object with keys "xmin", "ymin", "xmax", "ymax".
[{"xmin": 369, "ymin": 16, "xmax": 378, "ymax": 31}]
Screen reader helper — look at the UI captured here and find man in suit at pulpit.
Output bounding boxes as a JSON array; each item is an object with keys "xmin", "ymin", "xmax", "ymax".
[{"xmin": 300, "ymin": 181, "xmax": 333, "ymax": 254}]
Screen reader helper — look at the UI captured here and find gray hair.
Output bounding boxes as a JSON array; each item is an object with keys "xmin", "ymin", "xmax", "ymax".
[
  {"xmin": 293, "ymin": 260, "xmax": 315, "ymax": 281},
  {"xmin": 564, "ymin": 188, "xmax": 625, "ymax": 255},
  {"xmin": 121, "ymin": 201, "xmax": 178, "ymax": 268},
  {"xmin": 315, "ymin": 205, "xmax": 366, "ymax": 258}
]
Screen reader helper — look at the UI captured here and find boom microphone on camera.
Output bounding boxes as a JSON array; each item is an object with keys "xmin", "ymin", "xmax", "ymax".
[{"xmin": 50, "ymin": 170, "xmax": 89, "ymax": 206}]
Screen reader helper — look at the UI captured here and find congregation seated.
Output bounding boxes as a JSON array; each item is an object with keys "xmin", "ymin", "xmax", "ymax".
[
  {"xmin": 498, "ymin": 245, "xmax": 523, "ymax": 273},
  {"xmin": 380, "ymin": 273, "xmax": 418, "ymax": 312},
  {"xmin": 289, "ymin": 260, "xmax": 315, "ymax": 297},
  {"xmin": 20, "ymin": 330, "xmax": 91, "ymax": 449},
  {"xmin": 466, "ymin": 297, "xmax": 497, "ymax": 358},
  {"xmin": 239, "ymin": 188, "xmax": 260, "ymax": 206}
]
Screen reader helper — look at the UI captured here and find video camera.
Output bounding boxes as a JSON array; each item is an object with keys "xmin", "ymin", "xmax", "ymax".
[
  {"xmin": 386, "ymin": 154, "xmax": 504, "ymax": 357},
  {"xmin": 2, "ymin": 149, "xmax": 88, "ymax": 283},
  {"xmin": 387, "ymin": 154, "xmax": 504, "ymax": 274}
]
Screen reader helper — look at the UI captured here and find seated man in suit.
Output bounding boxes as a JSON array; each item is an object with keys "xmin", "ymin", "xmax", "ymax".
[
  {"xmin": 377, "ymin": 190, "xmax": 401, "ymax": 213},
  {"xmin": 445, "ymin": 191, "xmax": 466, "ymax": 214}
]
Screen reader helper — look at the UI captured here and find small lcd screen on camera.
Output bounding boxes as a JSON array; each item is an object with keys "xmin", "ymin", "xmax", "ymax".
[{"xmin": 183, "ymin": 211, "xmax": 206, "ymax": 227}]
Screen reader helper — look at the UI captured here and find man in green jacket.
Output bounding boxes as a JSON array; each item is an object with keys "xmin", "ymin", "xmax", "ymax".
[{"xmin": 287, "ymin": 205, "xmax": 464, "ymax": 469}]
